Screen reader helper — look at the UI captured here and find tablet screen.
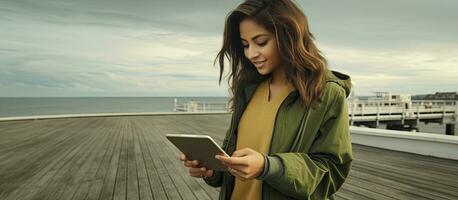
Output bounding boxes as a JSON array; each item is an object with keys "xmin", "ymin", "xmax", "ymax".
[{"xmin": 166, "ymin": 134, "xmax": 229, "ymax": 171}]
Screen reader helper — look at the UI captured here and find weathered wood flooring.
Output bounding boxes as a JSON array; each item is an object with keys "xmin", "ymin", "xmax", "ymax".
[{"xmin": 0, "ymin": 114, "xmax": 457, "ymax": 200}]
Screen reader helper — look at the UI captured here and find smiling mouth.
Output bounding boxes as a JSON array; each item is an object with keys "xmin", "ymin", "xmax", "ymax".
[{"xmin": 253, "ymin": 60, "xmax": 266, "ymax": 68}]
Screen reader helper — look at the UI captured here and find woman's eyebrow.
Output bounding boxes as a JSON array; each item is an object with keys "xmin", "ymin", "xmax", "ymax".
[{"xmin": 241, "ymin": 33, "xmax": 269, "ymax": 41}]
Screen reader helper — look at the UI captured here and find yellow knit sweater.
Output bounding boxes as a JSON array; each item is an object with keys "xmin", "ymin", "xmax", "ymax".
[{"xmin": 230, "ymin": 78, "xmax": 295, "ymax": 200}]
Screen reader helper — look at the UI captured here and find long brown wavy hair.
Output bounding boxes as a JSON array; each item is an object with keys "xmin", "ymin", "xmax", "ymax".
[{"xmin": 215, "ymin": 0, "xmax": 327, "ymax": 112}]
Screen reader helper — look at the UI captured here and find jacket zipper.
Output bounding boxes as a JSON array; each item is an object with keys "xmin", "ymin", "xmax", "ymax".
[{"xmin": 268, "ymin": 91, "xmax": 295, "ymax": 155}]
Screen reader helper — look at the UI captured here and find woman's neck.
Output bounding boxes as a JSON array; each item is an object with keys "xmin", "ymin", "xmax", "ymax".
[{"xmin": 269, "ymin": 67, "xmax": 288, "ymax": 86}]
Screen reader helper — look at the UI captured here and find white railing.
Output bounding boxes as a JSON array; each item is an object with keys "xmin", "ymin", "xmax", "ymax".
[
  {"xmin": 172, "ymin": 98, "xmax": 457, "ymax": 125},
  {"xmin": 173, "ymin": 98, "xmax": 230, "ymax": 112},
  {"xmin": 348, "ymin": 100, "xmax": 457, "ymax": 122}
]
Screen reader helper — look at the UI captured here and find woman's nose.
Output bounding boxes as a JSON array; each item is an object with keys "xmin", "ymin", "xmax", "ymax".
[{"xmin": 246, "ymin": 46, "xmax": 260, "ymax": 60}]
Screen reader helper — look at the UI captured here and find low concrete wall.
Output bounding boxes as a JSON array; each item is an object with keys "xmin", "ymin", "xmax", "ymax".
[
  {"xmin": 0, "ymin": 111, "xmax": 231, "ymax": 122},
  {"xmin": 350, "ymin": 126, "xmax": 458, "ymax": 160}
]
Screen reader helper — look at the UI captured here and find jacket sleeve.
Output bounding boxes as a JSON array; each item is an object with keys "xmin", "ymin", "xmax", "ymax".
[
  {"xmin": 258, "ymin": 84, "xmax": 353, "ymax": 199},
  {"xmin": 203, "ymin": 114, "xmax": 233, "ymax": 187}
]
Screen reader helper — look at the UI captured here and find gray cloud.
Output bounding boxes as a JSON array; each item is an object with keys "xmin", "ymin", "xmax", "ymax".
[{"xmin": 0, "ymin": 0, "xmax": 457, "ymax": 97}]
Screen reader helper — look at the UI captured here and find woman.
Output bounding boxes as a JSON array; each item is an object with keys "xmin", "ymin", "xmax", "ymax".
[{"xmin": 180, "ymin": 0, "xmax": 353, "ymax": 199}]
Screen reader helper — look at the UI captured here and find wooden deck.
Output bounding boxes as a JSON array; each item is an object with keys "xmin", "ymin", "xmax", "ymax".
[{"xmin": 0, "ymin": 114, "xmax": 457, "ymax": 200}]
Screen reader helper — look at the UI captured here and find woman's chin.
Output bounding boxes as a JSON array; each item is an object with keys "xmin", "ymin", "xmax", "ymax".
[
  {"xmin": 257, "ymin": 70, "xmax": 268, "ymax": 75},
  {"xmin": 256, "ymin": 67, "xmax": 271, "ymax": 75}
]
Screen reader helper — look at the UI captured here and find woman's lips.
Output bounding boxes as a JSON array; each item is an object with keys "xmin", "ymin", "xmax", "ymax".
[{"xmin": 253, "ymin": 60, "xmax": 266, "ymax": 68}]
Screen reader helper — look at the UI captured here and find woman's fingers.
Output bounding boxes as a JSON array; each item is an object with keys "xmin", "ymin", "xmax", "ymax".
[
  {"xmin": 180, "ymin": 154, "xmax": 200, "ymax": 167},
  {"xmin": 180, "ymin": 154, "xmax": 186, "ymax": 161},
  {"xmin": 203, "ymin": 169, "xmax": 214, "ymax": 177},
  {"xmin": 184, "ymin": 159, "xmax": 199, "ymax": 167},
  {"xmin": 231, "ymin": 148, "xmax": 251, "ymax": 157},
  {"xmin": 228, "ymin": 167, "xmax": 247, "ymax": 181},
  {"xmin": 180, "ymin": 154, "xmax": 213, "ymax": 178},
  {"xmin": 189, "ymin": 167, "xmax": 208, "ymax": 177},
  {"xmin": 216, "ymin": 155, "xmax": 246, "ymax": 166}
]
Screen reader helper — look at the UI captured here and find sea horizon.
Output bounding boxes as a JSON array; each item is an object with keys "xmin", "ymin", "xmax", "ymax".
[
  {"xmin": 0, "ymin": 96, "xmax": 229, "ymax": 118},
  {"xmin": 1, "ymin": 96, "xmax": 456, "ymax": 135}
]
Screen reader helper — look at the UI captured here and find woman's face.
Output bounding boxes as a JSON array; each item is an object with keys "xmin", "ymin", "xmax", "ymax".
[{"xmin": 239, "ymin": 18, "xmax": 281, "ymax": 75}]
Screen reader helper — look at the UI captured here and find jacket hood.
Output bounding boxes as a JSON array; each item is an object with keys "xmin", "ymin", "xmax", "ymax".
[{"xmin": 325, "ymin": 69, "xmax": 352, "ymax": 98}]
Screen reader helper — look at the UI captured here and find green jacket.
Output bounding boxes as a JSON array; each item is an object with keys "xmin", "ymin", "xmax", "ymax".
[{"xmin": 204, "ymin": 69, "xmax": 353, "ymax": 200}]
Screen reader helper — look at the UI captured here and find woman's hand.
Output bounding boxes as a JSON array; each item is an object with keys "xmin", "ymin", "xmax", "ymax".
[
  {"xmin": 180, "ymin": 153, "xmax": 214, "ymax": 178},
  {"xmin": 215, "ymin": 148, "xmax": 265, "ymax": 181}
]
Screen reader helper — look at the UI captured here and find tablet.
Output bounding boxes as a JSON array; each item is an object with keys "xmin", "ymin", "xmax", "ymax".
[{"xmin": 166, "ymin": 134, "xmax": 229, "ymax": 171}]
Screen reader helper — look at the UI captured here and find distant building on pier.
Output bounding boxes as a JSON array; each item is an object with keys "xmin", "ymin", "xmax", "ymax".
[
  {"xmin": 366, "ymin": 92, "xmax": 412, "ymax": 108},
  {"xmin": 423, "ymin": 92, "xmax": 458, "ymax": 101}
]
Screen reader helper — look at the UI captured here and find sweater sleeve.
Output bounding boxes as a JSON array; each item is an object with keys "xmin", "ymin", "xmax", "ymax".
[{"xmin": 258, "ymin": 84, "xmax": 353, "ymax": 199}]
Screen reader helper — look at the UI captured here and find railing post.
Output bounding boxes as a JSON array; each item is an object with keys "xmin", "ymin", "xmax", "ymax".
[
  {"xmin": 401, "ymin": 105, "xmax": 405, "ymax": 124},
  {"xmin": 389, "ymin": 101, "xmax": 391, "ymax": 115},
  {"xmin": 351, "ymin": 101, "xmax": 355, "ymax": 126},
  {"xmin": 443, "ymin": 105, "xmax": 446, "ymax": 118},
  {"xmin": 376, "ymin": 103, "xmax": 380, "ymax": 127},
  {"xmin": 455, "ymin": 101, "xmax": 458, "ymax": 123},
  {"xmin": 416, "ymin": 105, "xmax": 420, "ymax": 124}
]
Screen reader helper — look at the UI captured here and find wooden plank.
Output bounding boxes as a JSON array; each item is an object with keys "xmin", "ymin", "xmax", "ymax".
[
  {"xmin": 29, "ymin": 119, "xmax": 104, "ymax": 200},
  {"xmin": 79, "ymin": 117, "xmax": 121, "ymax": 200},
  {"xmin": 1, "ymin": 114, "xmax": 458, "ymax": 200},
  {"xmin": 344, "ymin": 175, "xmax": 412, "ymax": 200},
  {"xmin": 2, "ymin": 118, "xmax": 98, "ymax": 200},
  {"xmin": 44, "ymin": 122, "xmax": 108, "ymax": 200},
  {"xmin": 84, "ymin": 118, "xmax": 123, "ymax": 200},
  {"xmin": 113, "ymin": 118, "xmax": 128, "ymax": 200},
  {"xmin": 97, "ymin": 117, "xmax": 126, "ymax": 200},
  {"xmin": 54, "ymin": 118, "xmax": 114, "ymax": 199},
  {"xmin": 337, "ymin": 184, "xmax": 377, "ymax": 200},
  {"xmin": 0, "ymin": 119, "xmax": 77, "ymax": 166},
  {"xmin": 153, "ymin": 115, "xmax": 222, "ymax": 198},
  {"xmin": 144, "ymin": 116, "xmax": 213, "ymax": 200},
  {"xmin": 139, "ymin": 117, "xmax": 185, "ymax": 200},
  {"xmin": 340, "ymin": 182, "xmax": 385, "ymax": 200},
  {"xmin": 352, "ymin": 161, "xmax": 457, "ymax": 199},
  {"xmin": 353, "ymin": 144, "xmax": 458, "ymax": 176},
  {"xmin": 353, "ymin": 154, "xmax": 458, "ymax": 196},
  {"xmin": 348, "ymin": 169, "xmax": 442, "ymax": 199},
  {"xmin": 352, "ymin": 152, "xmax": 458, "ymax": 189},
  {"xmin": 126, "ymin": 119, "xmax": 140, "ymax": 200},
  {"xmin": 135, "ymin": 119, "xmax": 168, "ymax": 200},
  {"xmin": 132, "ymin": 118, "xmax": 154, "ymax": 200}
]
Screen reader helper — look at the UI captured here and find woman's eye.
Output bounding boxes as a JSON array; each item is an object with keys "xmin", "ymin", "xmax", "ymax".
[
  {"xmin": 258, "ymin": 41, "xmax": 267, "ymax": 46},
  {"xmin": 242, "ymin": 41, "xmax": 267, "ymax": 48}
]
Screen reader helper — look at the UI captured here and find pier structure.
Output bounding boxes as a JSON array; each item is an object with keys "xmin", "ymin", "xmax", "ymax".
[
  {"xmin": 173, "ymin": 97, "xmax": 458, "ymax": 135},
  {"xmin": 0, "ymin": 113, "xmax": 457, "ymax": 200},
  {"xmin": 173, "ymin": 98, "xmax": 230, "ymax": 112},
  {"xmin": 349, "ymin": 99, "xmax": 457, "ymax": 135}
]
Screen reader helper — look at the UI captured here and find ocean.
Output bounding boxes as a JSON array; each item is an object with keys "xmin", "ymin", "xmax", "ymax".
[
  {"xmin": 0, "ymin": 97, "xmax": 229, "ymax": 117},
  {"xmin": 0, "ymin": 97, "xmax": 455, "ymax": 135}
]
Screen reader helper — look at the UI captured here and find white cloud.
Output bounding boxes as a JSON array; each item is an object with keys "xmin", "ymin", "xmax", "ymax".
[
  {"xmin": 0, "ymin": 0, "xmax": 457, "ymax": 97},
  {"xmin": 321, "ymin": 43, "xmax": 458, "ymax": 95}
]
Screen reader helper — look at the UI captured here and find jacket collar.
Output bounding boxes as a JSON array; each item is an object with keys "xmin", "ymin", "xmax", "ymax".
[{"xmin": 243, "ymin": 68, "xmax": 352, "ymax": 102}]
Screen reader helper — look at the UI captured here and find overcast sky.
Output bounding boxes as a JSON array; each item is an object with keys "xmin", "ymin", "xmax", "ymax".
[{"xmin": 1, "ymin": 0, "xmax": 457, "ymax": 97}]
